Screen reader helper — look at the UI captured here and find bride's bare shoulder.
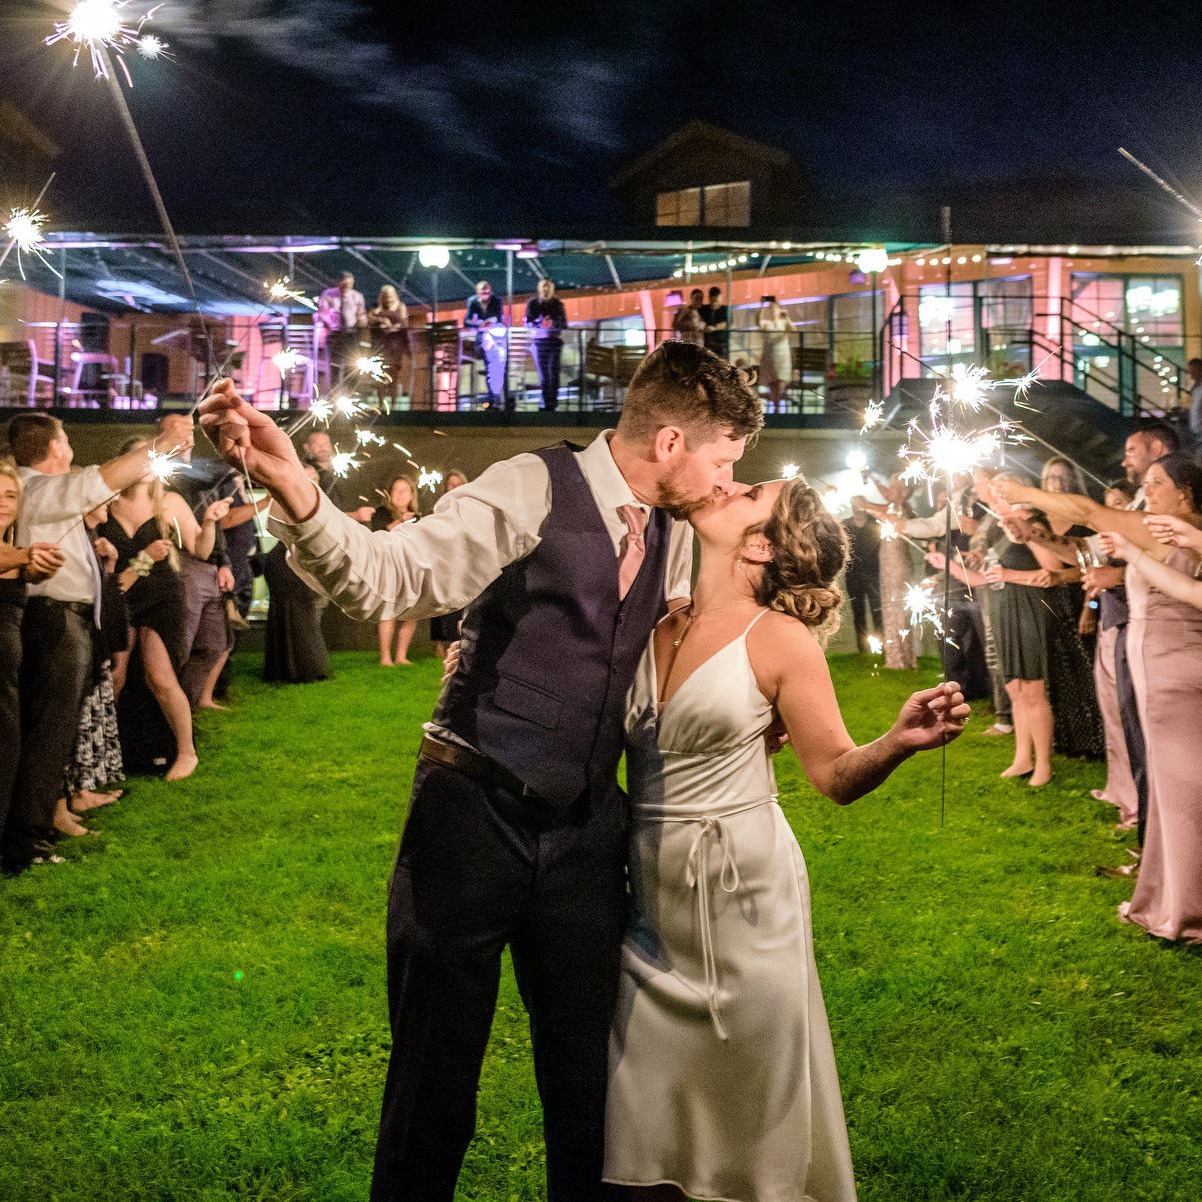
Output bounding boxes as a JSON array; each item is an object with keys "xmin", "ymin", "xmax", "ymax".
[{"xmin": 747, "ymin": 609, "xmax": 823, "ymax": 662}]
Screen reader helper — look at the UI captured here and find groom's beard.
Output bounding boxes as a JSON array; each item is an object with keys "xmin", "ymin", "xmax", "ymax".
[{"xmin": 658, "ymin": 471, "xmax": 719, "ymax": 521}]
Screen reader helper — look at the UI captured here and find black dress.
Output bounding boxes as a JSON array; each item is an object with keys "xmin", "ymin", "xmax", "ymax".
[
  {"xmin": 98, "ymin": 515, "xmax": 186, "ymax": 775},
  {"xmin": 98, "ymin": 515, "xmax": 186, "ymax": 667},
  {"xmin": 0, "ymin": 573, "xmax": 27, "ymax": 831},
  {"xmin": 263, "ymin": 543, "xmax": 329, "ymax": 684},
  {"xmin": 986, "ymin": 538, "xmax": 1049, "ymax": 682}
]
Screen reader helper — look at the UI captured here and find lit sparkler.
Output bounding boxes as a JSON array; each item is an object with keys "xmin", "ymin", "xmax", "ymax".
[
  {"xmin": 781, "ymin": 463, "xmax": 801, "ymax": 480},
  {"xmin": 46, "ymin": 0, "xmax": 161, "ymax": 85},
  {"xmin": 903, "ymin": 582, "xmax": 943, "ymax": 636},
  {"xmin": 272, "ymin": 348, "xmax": 304, "ymax": 376},
  {"xmin": 147, "ymin": 446, "xmax": 180, "ymax": 483},
  {"xmin": 352, "ymin": 354, "xmax": 391, "ymax": 383},
  {"xmin": 867, "ymin": 635, "xmax": 883, "ymax": 656},
  {"xmin": 136, "ymin": 32, "xmax": 168, "ymax": 59},
  {"xmin": 333, "ymin": 393, "xmax": 369, "ymax": 419},
  {"xmin": 879, "ymin": 519, "xmax": 897, "ymax": 541},
  {"xmin": 266, "ymin": 277, "xmax": 316, "ymax": 310},
  {"xmin": 355, "ymin": 428, "xmax": 385, "ymax": 446},
  {"xmin": 861, "ymin": 399, "xmax": 885, "ymax": 432},
  {"xmin": 330, "ymin": 448, "xmax": 361, "ymax": 478},
  {"xmin": 1, "ymin": 207, "xmax": 60, "ymax": 280},
  {"xmin": 308, "ymin": 396, "xmax": 333, "ymax": 424},
  {"xmin": 418, "ymin": 468, "xmax": 444, "ymax": 492}
]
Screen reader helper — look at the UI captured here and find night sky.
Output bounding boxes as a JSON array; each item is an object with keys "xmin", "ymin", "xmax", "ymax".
[{"xmin": 1, "ymin": 0, "xmax": 1201, "ymax": 238}]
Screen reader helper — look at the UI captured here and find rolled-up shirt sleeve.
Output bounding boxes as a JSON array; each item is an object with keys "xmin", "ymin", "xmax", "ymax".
[
  {"xmin": 270, "ymin": 454, "xmax": 550, "ymax": 621},
  {"xmin": 19, "ymin": 464, "xmax": 113, "ymax": 535}
]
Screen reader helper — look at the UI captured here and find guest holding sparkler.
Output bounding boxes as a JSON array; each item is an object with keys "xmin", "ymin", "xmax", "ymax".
[
  {"xmin": 301, "ymin": 430, "xmax": 374, "ymax": 522},
  {"xmin": 842, "ymin": 498, "xmax": 882, "ymax": 654},
  {"xmin": 368, "ymin": 286, "xmax": 411, "ymax": 405},
  {"xmin": 1, "ymin": 459, "xmax": 65, "ymax": 869},
  {"xmin": 429, "ymin": 468, "xmax": 469, "ymax": 659},
  {"xmin": 371, "ymin": 475, "xmax": 420, "ymax": 666},
  {"xmin": 990, "ymin": 455, "xmax": 1202, "ymax": 942},
  {"xmin": 934, "ymin": 488, "xmax": 1059, "ymax": 788},
  {"xmin": 102, "ymin": 437, "xmax": 230, "ymax": 781},
  {"xmin": 860, "ymin": 473, "xmax": 918, "ymax": 669},
  {"xmin": 1, "ymin": 415, "xmax": 156, "ymax": 876}
]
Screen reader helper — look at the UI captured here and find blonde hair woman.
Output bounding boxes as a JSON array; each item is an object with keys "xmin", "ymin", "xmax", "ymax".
[
  {"xmin": 369, "ymin": 284, "xmax": 411, "ymax": 403},
  {"xmin": 371, "ymin": 474, "xmax": 420, "ymax": 665},
  {"xmin": 100, "ymin": 439, "xmax": 231, "ymax": 781}
]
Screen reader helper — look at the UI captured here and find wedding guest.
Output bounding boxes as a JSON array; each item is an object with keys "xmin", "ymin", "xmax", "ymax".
[
  {"xmin": 2, "ymin": 415, "xmax": 152, "ymax": 875},
  {"xmin": 991, "ymin": 455, "xmax": 1202, "ymax": 940},
  {"xmin": 317, "ymin": 271, "xmax": 368, "ymax": 386},
  {"xmin": 0, "ymin": 460, "xmax": 65, "ymax": 868},
  {"xmin": 524, "ymin": 279, "xmax": 567, "ymax": 412},
  {"xmin": 300, "ymin": 430, "xmax": 374, "ymax": 521},
  {"xmin": 756, "ymin": 296, "xmax": 793, "ymax": 409},
  {"xmin": 429, "ymin": 468, "xmax": 469, "ymax": 659},
  {"xmin": 941, "ymin": 501, "xmax": 1058, "ymax": 787},
  {"xmin": 672, "ymin": 288, "xmax": 706, "ymax": 347},
  {"xmin": 63, "ymin": 502, "xmax": 126, "ymax": 823},
  {"xmin": 103, "ymin": 438, "xmax": 230, "ymax": 781},
  {"xmin": 157, "ymin": 414, "xmax": 238, "ymax": 711},
  {"xmin": 700, "ymin": 285, "xmax": 729, "ymax": 358},
  {"xmin": 865, "ymin": 473, "xmax": 918, "ymax": 669},
  {"xmin": 368, "ymin": 285, "xmax": 411, "ymax": 405},
  {"xmin": 464, "ymin": 280, "xmax": 507, "ymax": 409},
  {"xmin": 842, "ymin": 499, "xmax": 882, "ymax": 653},
  {"xmin": 263, "ymin": 463, "xmax": 329, "ymax": 684},
  {"xmin": 371, "ymin": 474, "xmax": 420, "ymax": 665}
]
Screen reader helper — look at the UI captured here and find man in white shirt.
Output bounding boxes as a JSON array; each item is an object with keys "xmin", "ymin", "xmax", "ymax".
[
  {"xmin": 2, "ymin": 414, "xmax": 155, "ymax": 875},
  {"xmin": 317, "ymin": 272, "xmax": 367, "ymax": 386},
  {"xmin": 200, "ymin": 341, "xmax": 763, "ymax": 1202}
]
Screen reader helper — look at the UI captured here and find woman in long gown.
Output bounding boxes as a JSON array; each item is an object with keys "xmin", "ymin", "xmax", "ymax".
[
  {"xmin": 263, "ymin": 463, "xmax": 329, "ymax": 683},
  {"xmin": 756, "ymin": 297, "xmax": 793, "ymax": 410},
  {"xmin": 991, "ymin": 456, "xmax": 1202, "ymax": 943},
  {"xmin": 606, "ymin": 476, "xmax": 970, "ymax": 1202}
]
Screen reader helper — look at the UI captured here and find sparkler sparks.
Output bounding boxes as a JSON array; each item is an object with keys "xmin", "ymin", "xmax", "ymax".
[
  {"xmin": 353, "ymin": 354, "xmax": 391, "ymax": 383},
  {"xmin": 418, "ymin": 468, "xmax": 444, "ymax": 492},
  {"xmin": 266, "ymin": 277, "xmax": 316, "ymax": 310},
  {"xmin": 47, "ymin": 0, "xmax": 161, "ymax": 84},
  {"xmin": 330, "ymin": 448, "xmax": 361, "ymax": 478},
  {"xmin": 135, "ymin": 32, "xmax": 167, "ymax": 59},
  {"xmin": 867, "ymin": 635, "xmax": 883, "ymax": 656},
  {"xmin": 333, "ymin": 393, "xmax": 369, "ymax": 419},
  {"xmin": 307, "ymin": 396, "xmax": 333, "ymax": 424},
  {"xmin": 879, "ymin": 519, "xmax": 898, "ymax": 541},
  {"xmin": 861, "ymin": 399, "xmax": 885, "ymax": 432},
  {"xmin": 781, "ymin": 463, "xmax": 800, "ymax": 480},
  {"xmin": 272, "ymin": 348, "xmax": 305, "ymax": 376},
  {"xmin": 355, "ymin": 428, "xmax": 385, "ymax": 446},
  {"xmin": 903, "ymin": 583, "xmax": 943, "ymax": 635},
  {"xmin": 147, "ymin": 447, "xmax": 180, "ymax": 483},
  {"xmin": 0, "ymin": 207, "xmax": 60, "ymax": 280}
]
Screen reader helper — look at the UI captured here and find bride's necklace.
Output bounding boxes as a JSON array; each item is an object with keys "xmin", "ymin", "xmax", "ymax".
[{"xmin": 658, "ymin": 596, "xmax": 758, "ymax": 706}]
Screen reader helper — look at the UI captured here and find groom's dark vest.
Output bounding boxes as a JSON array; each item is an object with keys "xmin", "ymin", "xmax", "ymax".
[{"xmin": 432, "ymin": 443, "xmax": 672, "ymax": 813}]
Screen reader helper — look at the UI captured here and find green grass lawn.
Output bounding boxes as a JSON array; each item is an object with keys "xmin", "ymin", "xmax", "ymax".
[{"xmin": 1, "ymin": 652, "xmax": 1199, "ymax": 1201}]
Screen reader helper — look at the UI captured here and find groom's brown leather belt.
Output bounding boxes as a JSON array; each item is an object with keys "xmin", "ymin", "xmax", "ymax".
[{"xmin": 418, "ymin": 734, "xmax": 536, "ymax": 799}]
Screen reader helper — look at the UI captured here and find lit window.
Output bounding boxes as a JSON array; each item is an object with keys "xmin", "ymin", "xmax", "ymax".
[
  {"xmin": 656, "ymin": 187, "xmax": 702, "ymax": 226},
  {"xmin": 702, "ymin": 181, "xmax": 751, "ymax": 227}
]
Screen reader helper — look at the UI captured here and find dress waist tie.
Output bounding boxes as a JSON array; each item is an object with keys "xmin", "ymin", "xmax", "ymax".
[{"xmin": 685, "ymin": 817, "xmax": 741, "ymax": 1040}]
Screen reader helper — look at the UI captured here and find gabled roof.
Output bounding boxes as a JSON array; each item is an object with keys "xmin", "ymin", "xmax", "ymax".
[{"xmin": 610, "ymin": 121, "xmax": 796, "ymax": 189}]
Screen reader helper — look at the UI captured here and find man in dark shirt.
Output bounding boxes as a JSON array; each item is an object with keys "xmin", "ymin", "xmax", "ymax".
[
  {"xmin": 464, "ymin": 280, "xmax": 507, "ymax": 409},
  {"xmin": 523, "ymin": 278, "xmax": 568, "ymax": 412},
  {"xmin": 842, "ymin": 503, "xmax": 882, "ymax": 654},
  {"xmin": 700, "ymin": 285, "xmax": 729, "ymax": 359}
]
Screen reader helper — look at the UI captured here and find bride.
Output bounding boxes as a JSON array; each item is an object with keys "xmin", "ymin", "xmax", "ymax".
[{"xmin": 606, "ymin": 475, "xmax": 969, "ymax": 1202}]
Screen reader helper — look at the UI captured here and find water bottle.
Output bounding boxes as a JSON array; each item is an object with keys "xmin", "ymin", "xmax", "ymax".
[{"xmin": 985, "ymin": 548, "xmax": 1005, "ymax": 591}]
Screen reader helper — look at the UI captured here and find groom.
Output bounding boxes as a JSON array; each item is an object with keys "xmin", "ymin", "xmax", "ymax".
[{"xmin": 199, "ymin": 340, "xmax": 763, "ymax": 1200}]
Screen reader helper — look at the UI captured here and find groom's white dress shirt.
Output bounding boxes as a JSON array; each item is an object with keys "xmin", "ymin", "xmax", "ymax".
[{"xmin": 271, "ymin": 431, "xmax": 693, "ymax": 622}]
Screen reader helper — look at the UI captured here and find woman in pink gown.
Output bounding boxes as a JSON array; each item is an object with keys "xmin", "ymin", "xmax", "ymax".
[{"xmin": 991, "ymin": 454, "xmax": 1202, "ymax": 944}]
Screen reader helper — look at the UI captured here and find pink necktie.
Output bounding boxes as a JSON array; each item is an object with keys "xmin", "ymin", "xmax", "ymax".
[{"xmin": 617, "ymin": 504, "xmax": 648, "ymax": 600}]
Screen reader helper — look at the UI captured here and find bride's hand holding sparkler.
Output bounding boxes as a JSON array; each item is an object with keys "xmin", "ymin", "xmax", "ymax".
[
  {"xmin": 199, "ymin": 379, "xmax": 318, "ymax": 522},
  {"xmin": 889, "ymin": 682, "xmax": 971, "ymax": 753},
  {"xmin": 1144, "ymin": 513, "xmax": 1202, "ymax": 553}
]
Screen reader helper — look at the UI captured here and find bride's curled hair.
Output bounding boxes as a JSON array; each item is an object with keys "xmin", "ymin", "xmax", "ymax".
[{"xmin": 753, "ymin": 477, "xmax": 850, "ymax": 644}]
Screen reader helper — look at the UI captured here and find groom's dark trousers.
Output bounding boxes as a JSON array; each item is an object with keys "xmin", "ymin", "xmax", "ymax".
[
  {"xmin": 370, "ymin": 761, "xmax": 628, "ymax": 1201},
  {"xmin": 369, "ymin": 445, "xmax": 670, "ymax": 1201}
]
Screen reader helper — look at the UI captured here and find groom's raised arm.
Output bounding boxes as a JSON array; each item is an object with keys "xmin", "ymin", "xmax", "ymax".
[{"xmin": 199, "ymin": 380, "xmax": 549, "ymax": 622}]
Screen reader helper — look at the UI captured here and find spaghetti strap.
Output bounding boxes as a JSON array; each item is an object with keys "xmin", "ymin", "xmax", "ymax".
[{"xmin": 741, "ymin": 608, "xmax": 771, "ymax": 638}]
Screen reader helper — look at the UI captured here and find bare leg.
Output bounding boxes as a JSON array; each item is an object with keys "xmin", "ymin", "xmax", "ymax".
[
  {"xmin": 195, "ymin": 645, "xmax": 231, "ymax": 710},
  {"xmin": 139, "ymin": 627, "xmax": 198, "ymax": 781},
  {"xmin": 1001, "ymin": 678, "xmax": 1033, "ymax": 777},
  {"xmin": 1025, "ymin": 678, "xmax": 1055, "ymax": 787},
  {"xmin": 71, "ymin": 788, "xmax": 123, "ymax": 812},
  {"xmin": 378, "ymin": 618, "xmax": 396, "ymax": 666},
  {"xmin": 394, "ymin": 619, "xmax": 417, "ymax": 665},
  {"xmin": 110, "ymin": 640, "xmax": 133, "ymax": 699}
]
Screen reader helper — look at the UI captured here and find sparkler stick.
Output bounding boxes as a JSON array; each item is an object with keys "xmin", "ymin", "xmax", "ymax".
[{"xmin": 1117, "ymin": 147, "xmax": 1202, "ymax": 222}]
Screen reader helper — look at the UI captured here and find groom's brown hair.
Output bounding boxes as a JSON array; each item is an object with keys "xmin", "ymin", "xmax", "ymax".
[{"xmin": 618, "ymin": 341, "xmax": 762, "ymax": 448}]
